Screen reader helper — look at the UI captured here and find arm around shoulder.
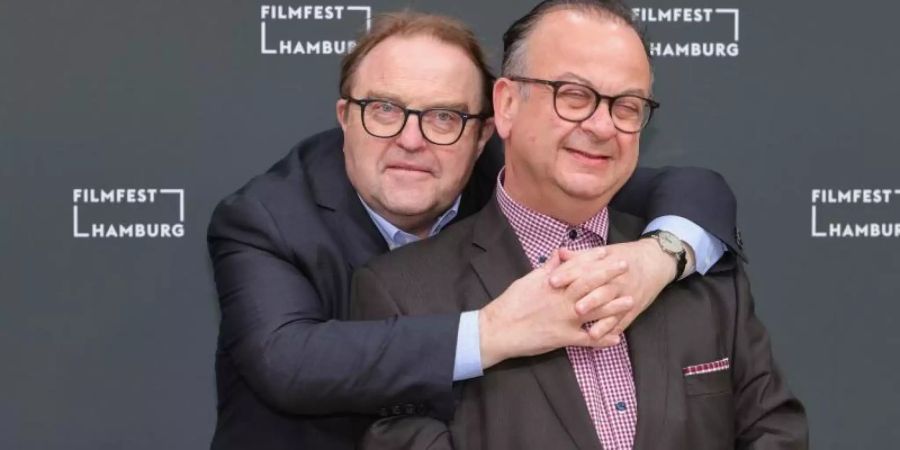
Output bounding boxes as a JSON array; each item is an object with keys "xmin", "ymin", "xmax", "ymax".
[
  {"xmin": 613, "ymin": 166, "xmax": 742, "ymax": 256},
  {"xmin": 208, "ymin": 194, "xmax": 458, "ymax": 418}
]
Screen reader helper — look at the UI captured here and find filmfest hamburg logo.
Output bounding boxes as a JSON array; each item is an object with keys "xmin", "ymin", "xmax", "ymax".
[
  {"xmin": 72, "ymin": 188, "xmax": 185, "ymax": 239},
  {"xmin": 810, "ymin": 189, "xmax": 900, "ymax": 238},
  {"xmin": 632, "ymin": 7, "xmax": 740, "ymax": 58},
  {"xmin": 260, "ymin": 4, "xmax": 372, "ymax": 55}
]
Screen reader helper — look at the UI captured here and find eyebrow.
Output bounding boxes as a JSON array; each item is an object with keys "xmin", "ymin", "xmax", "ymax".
[
  {"xmin": 363, "ymin": 90, "xmax": 472, "ymax": 112},
  {"xmin": 555, "ymin": 72, "xmax": 649, "ymax": 98}
]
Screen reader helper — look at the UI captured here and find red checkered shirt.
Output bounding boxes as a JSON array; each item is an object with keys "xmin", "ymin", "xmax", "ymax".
[{"xmin": 496, "ymin": 173, "xmax": 638, "ymax": 449}]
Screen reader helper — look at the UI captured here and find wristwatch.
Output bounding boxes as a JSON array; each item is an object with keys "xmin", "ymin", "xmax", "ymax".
[{"xmin": 639, "ymin": 230, "xmax": 687, "ymax": 283}]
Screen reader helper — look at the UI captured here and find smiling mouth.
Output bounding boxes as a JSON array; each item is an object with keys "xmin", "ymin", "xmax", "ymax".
[
  {"xmin": 386, "ymin": 164, "xmax": 432, "ymax": 174},
  {"xmin": 564, "ymin": 147, "xmax": 611, "ymax": 161}
]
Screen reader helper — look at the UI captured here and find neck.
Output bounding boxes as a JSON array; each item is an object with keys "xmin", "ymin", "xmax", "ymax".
[
  {"xmin": 380, "ymin": 210, "xmax": 434, "ymax": 238},
  {"xmin": 399, "ymin": 221, "xmax": 432, "ymax": 239},
  {"xmin": 503, "ymin": 164, "xmax": 610, "ymax": 226}
]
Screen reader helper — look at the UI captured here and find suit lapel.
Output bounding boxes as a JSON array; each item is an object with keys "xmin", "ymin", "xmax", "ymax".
[
  {"xmin": 468, "ymin": 197, "xmax": 532, "ymax": 307},
  {"xmin": 469, "ymin": 198, "xmax": 602, "ymax": 450},
  {"xmin": 529, "ymin": 351, "xmax": 606, "ymax": 450},
  {"xmin": 306, "ymin": 135, "xmax": 388, "ymax": 269},
  {"xmin": 330, "ymin": 187, "xmax": 389, "ymax": 270},
  {"xmin": 608, "ymin": 210, "xmax": 670, "ymax": 450}
]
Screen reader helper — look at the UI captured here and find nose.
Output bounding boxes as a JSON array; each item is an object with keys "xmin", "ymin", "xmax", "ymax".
[
  {"xmin": 579, "ymin": 100, "xmax": 618, "ymax": 141},
  {"xmin": 395, "ymin": 114, "xmax": 427, "ymax": 152}
]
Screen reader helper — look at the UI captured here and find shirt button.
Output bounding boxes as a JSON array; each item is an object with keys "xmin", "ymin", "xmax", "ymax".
[
  {"xmin": 537, "ymin": 255, "xmax": 547, "ymax": 264},
  {"xmin": 568, "ymin": 229, "xmax": 578, "ymax": 240},
  {"xmin": 615, "ymin": 402, "xmax": 627, "ymax": 412}
]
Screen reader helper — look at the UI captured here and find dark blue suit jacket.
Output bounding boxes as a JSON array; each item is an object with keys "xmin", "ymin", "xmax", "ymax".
[{"xmin": 206, "ymin": 128, "xmax": 741, "ymax": 449}]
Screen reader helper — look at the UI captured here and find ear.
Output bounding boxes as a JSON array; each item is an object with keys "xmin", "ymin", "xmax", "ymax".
[
  {"xmin": 492, "ymin": 77, "xmax": 519, "ymax": 140},
  {"xmin": 474, "ymin": 117, "xmax": 496, "ymax": 159},
  {"xmin": 336, "ymin": 98, "xmax": 349, "ymax": 132}
]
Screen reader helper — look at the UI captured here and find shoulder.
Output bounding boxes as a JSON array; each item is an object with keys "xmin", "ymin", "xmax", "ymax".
[
  {"xmin": 223, "ymin": 128, "xmax": 342, "ymax": 202},
  {"xmin": 207, "ymin": 129, "xmax": 346, "ymax": 247},
  {"xmin": 211, "ymin": 128, "xmax": 344, "ymax": 216}
]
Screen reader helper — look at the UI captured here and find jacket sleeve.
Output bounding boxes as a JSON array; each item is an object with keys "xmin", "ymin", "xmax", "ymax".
[
  {"xmin": 360, "ymin": 416, "xmax": 455, "ymax": 450},
  {"xmin": 611, "ymin": 166, "xmax": 743, "ymax": 257},
  {"xmin": 208, "ymin": 193, "xmax": 458, "ymax": 418},
  {"xmin": 731, "ymin": 262, "xmax": 809, "ymax": 449},
  {"xmin": 349, "ymin": 265, "xmax": 458, "ymax": 420}
]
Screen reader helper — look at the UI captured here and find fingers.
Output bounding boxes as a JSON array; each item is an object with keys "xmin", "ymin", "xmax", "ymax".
[
  {"xmin": 550, "ymin": 247, "xmax": 609, "ymax": 286},
  {"xmin": 588, "ymin": 314, "xmax": 622, "ymax": 340},
  {"xmin": 520, "ymin": 250, "xmax": 562, "ymax": 283},
  {"xmin": 561, "ymin": 260, "xmax": 628, "ymax": 303},
  {"xmin": 565, "ymin": 312, "xmax": 630, "ymax": 349},
  {"xmin": 578, "ymin": 295, "xmax": 633, "ymax": 327},
  {"xmin": 567, "ymin": 324, "xmax": 621, "ymax": 348},
  {"xmin": 550, "ymin": 249, "xmax": 623, "ymax": 290},
  {"xmin": 607, "ymin": 308, "xmax": 641, "ymax": 337},
  {"xmin": 557, "ymin": 246, "xmax": 606, "ymax": 262},
  {"xmin": 592, "ymin": 334, "xmax": 622, "ymax": 347},
  {"xmin": 541, "ymin": 249, "xmax": 562, "ymax": 272}
]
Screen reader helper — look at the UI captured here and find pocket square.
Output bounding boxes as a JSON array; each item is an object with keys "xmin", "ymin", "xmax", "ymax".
[{"xmin": 682, "ymin": 357, "xmax": 730, "ymax": 377}]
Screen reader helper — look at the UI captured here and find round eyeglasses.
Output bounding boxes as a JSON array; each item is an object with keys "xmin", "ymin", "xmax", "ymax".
[
  {"xmin": 508, "ymin": 76, "xmax": 660, "ymax": 133},
  {"xmin": 343, "ymin": 96, "xmax": 491, "ymax": 145}
]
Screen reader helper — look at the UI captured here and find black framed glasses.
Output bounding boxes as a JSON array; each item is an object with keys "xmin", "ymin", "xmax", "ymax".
[
  {"xmin": 343, "ymin": 96, "xmax": 490, "ymax": 145},
  {"xmin": 508, "ymin": 76, "xmax": 660, "ymax": 133}
]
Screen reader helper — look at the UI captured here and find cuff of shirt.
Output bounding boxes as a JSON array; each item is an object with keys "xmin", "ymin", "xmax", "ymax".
[
  {"xmin": 644, "ymin": 215, "xmax": 727, "ymax": 275},
  {"xmin": 452, "ymin": 310, "xmax": 484, "ymax": 381}
]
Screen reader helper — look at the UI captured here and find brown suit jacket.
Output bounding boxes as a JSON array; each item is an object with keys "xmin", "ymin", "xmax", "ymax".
[{"xmin": 350, "ymin": 197, "xmax": 807, "ymax": 450}]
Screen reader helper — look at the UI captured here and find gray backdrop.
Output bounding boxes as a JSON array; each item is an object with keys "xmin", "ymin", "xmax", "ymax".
[{"xmin": 2, "ymin": 0, "xmax": 898, "ymax": 448}]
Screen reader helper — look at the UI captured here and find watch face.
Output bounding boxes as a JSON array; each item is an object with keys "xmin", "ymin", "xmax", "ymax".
[{"xmin": 658, "ymin": 231, "xmax": 684, "ymax": 253}]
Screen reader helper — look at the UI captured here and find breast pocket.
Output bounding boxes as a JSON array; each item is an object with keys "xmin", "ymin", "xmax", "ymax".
[
  {"xmin": 684, "ymin": 369, "xmax": 732, "ymax": 396},
  {"xmin": 682, "ymin": 362, "xmax": 736, "ymax": 448}
]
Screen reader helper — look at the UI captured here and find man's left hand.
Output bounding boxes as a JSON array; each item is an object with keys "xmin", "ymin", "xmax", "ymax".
[{"xmin": 549, "ymin": 238, "xmax": 689, "ymax": 342}]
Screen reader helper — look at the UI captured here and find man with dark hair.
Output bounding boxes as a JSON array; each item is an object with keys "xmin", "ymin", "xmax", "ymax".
[
  {"xmin": 353, "ymin": 2, "xmax": 807, "ymax": 449},
  {"xmin": 208, "ymin": 9, "xmax": 745, "ymax": 450}
]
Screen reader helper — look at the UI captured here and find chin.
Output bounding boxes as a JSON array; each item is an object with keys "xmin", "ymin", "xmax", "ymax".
[
  {"xmin": 563, "ymin": 187, "xmax": 613, "ymax": 202},
  {"xmin": 382, "ymin": 196, "xmax": 436, "ymax": 217},
  {"xmin": 383, "ymin": 203, "xmax": 431, "ymax": 217},
  {"xmin": 557, "ymin": 177, "xmax": 615, "ymax": 201}
]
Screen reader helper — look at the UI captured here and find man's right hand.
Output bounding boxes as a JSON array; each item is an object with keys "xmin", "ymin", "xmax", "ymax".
[{"xmin": 478, "ymin": 250, "xmax": 633, "ymax": 370}]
